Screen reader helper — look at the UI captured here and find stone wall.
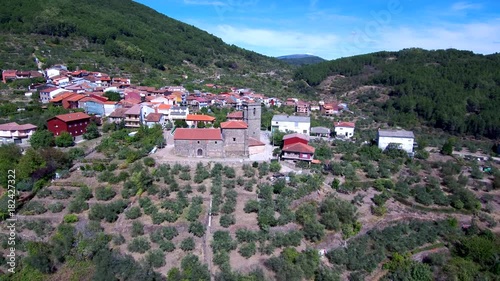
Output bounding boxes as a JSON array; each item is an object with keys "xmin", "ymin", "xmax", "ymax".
[
  {"xmin": 174, "ymin": 139, "xmax": 224, "ymax": 158},
  {"xmin": 222, "ymin": 128, "xmax": 248, "ymax": 157}
]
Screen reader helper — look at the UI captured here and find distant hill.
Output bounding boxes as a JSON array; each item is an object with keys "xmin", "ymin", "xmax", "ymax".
[
  {"xmin": 0, "ymin": 0, "xmax": 291, "ymax": 92},
  {"xmin": 294, "ymin": 48, "xmax": 500, "ymax": 138},
  {"xmin": 278, "ymin": 54, "xmax": 326, "ymax": 66}
]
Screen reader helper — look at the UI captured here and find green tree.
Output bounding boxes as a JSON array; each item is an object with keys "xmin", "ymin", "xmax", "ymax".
[
  {"xmin": 441, "ymin": 139, "xmax": 454, "ymax": 156},
  {"xmin": 103, "ymin": 91, "xmax": 121, "ymax": 101},
  {"xmin": 83, "ymin": 122, "xmax": 100, "ymax": 140},
  {"xmin": 55, "ymin": 131, "xmax": 74, "ymax": 147},
  {"xmin": 29, "ymin": 129, "xmax": 55, "ymax": 149}
]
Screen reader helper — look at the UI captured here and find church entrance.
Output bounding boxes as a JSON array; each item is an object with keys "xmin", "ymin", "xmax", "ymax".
[{"xmin": 197, "ymin": 149, "xmax": 203, "ymax": 156}]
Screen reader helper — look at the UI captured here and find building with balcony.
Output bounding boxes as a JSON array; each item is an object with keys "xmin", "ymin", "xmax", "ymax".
[{"xmin": 0, "ymin": 122, "xmax": 37, "ymax": 145}]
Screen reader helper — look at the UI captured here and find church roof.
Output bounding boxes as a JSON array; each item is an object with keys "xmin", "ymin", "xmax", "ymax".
[
  {"xmin": 174, "ymin": 128, "xmax": 222, "ymax": 140},
  {"xmin": 220, "ymin": 120, "xmax": 248, "ymax": 129}
]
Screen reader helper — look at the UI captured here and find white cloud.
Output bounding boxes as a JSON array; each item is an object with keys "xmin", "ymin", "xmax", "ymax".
[
  {"xmin": 451, "ymin": 1, "xmax": 482, "ymax": 11},
  {"xmin": 213, "ymin": 25, "xmax": 339, "ymax": 56}
]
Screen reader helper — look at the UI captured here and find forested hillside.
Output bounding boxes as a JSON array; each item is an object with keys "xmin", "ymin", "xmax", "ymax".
[
  {"xmin": 0, "ymin": 0, "xmax": 290, "ymax": 92},
  {"xmin": 278, "ymin": 54, "xmax": 326, "ymax": 66},
  {"xmin": 294, "ymin": 49, "xmax": 500, "ymax": 138}
]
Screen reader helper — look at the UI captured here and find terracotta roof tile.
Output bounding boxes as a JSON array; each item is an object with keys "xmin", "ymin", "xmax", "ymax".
[
  {"xmin": 334, "ymin": 122, "xmax": 355, "ymax": 128},
  {"xmin": 0, "ymin": 122, "xmax": 37, "ymax": 131},
  {"xmin": 51, "ymin": 112, "xmax": 91, "ymax": 122},
  {"xmin": 146, "ymin": 113, "xmax": 163, "ymax": 122},
  {"xmin": 282, "ymin": 142, "xmax": 315, "ymax": 154},
  {"xmin": 226, "ymin": 111, "xmax": 243, "ymax": 118},
  {"xmin": 109, "ymin": 108, "xmax": 128, "ymax": 118},
  {"xmin": 220, "ymin": 120, "xmax": 248, "ymax": 129},
  {"xmin": 283, "ymin": 133, "xmax": 309, "ymax": 141},
  {"xmin": 174, "ymin": 128, "xmax": 222, "ymax": 140},
  {"xmin": 248, "ymin": 137, "xmax": 265, "ymax": 147},
  {"xmin": 186, "ymin": 114, "xmax": 216, "ymax": 122}
]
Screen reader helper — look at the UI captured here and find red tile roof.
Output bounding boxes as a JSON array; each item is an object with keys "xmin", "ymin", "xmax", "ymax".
[
  {"xmin": 282, "ymin": 142, "xmax": 315, "ymax": 154},
  {"xmin": 65, "ymin": 94, "xmax": 85, "ymax": 102},
  {"xmin": 334, "ymin": 122, "xmax": 355, "ymax": 128},
  {"xmin": 186, "ymin": 114, "xmax": 216, "ymax": 122},
  {"xmin": 248, "ymin": 137, "xmax": 265, "ymax": 147},
  {"xmin": 174, "ymin": 128, "xmax": 222, "ymax": 140},
  {"xmin": 145, "ymin": 113, "xmax": 163, "ymax": 122},
  {"xmin": 0, "ymin": 122, "xmax": 37, "ymax": 131},
  {"xmin": 283, "ymin": 133, "xmax": 309, "ymax": 141},
  {"xmin": 52, "ymin": 112, "xmax": 91, "ymax": 122},
  {"xmin": 220, "ymin": 120, "xmax": 248, "ymax": 129},
  {"xmin": 226, "ymin": 111, "xmax": 243, "ymax": 119},
  {"xmin": 109, "ymin": 108, "xmax": 128, "ymax": 118},
  {"xmin": 158, "ymin": 104, "xmax": 171, "ymax": 110},
  {"xmin": 50, "ymin": 92, "xmax": 76, "ymax": 102}
]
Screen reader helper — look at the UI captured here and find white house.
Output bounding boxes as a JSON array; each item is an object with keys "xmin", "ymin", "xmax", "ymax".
[
  {"xmin": 103, "ymin": 101, "xmax": 120, "ymax": 117},
  {"xmin": 45, "ymin": 68, "xmax": 60, "ymax": 79},
  {"xmin": 334, "ymin": 122, "xmax": 355, "ymax": 139},
  {"xmin": 0, "ymin": 122, "xmax": 37, "ymax": 145},
  {"xmin": 377, "ymin": 129, "xmax": 415, "ymax": 153},
  {"xmin": 271, "ymin": 115, "xmax": 310, "ymax": 135},
  {"xmin": 169, "ymin": 106, "xmax": 189, "ymax": 121}
]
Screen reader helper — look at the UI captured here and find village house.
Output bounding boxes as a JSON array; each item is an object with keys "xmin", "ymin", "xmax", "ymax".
[
  {"xmin": 282, "ymin": 142, "xmax": 315, "ymax": 162},
  {"xmin": 271, "ymin": 115, "xmax": 311, "ymax": 135},
  {"xmin": 47, "ymin": 112, "xmax": 91, "ymax": 137},
  {"xmin": 169, "ymin": 106, "xmax": 189, "ymax": 121},
  {"xmin": 226, "ymin": 111, "xmax": 243, "ymax": 121},
  {"xmin": 321, "ymin": 103, "xmax": 340, "ymax": 116},
  {"xmin": 283, "ymin": 133, "xmax": 309, "ymax": 146},
  {"xmin": 123, "ymin": 104, "xmax": 154, "ymax": 128},
  {"xmin": 334, "ymin": 121, "xmax": 355, "ymax": 139},
  {"xmin": 310, "ymin": 104, "xmax": 320, "ymax": 111},
  {"xmin": 0, "ymin": 122, "xmax": 37, "ymax": 145},
  {"xmin": 310, "ymin": 127, "xmax": 331, "ymax": 138},
  {"xmin": 186, "ymin": 114, "xmax": 216, "ymax": 128},
  {"xmin": 39, "ymin": 87, "xmax": 67, "ymax": 103},
  {"xmin": 296, "ymin": 101, "xmax": 310, "ymax": 115},
  {"xmin": 108, "ymin": 108, "xmax": 129, "ymax": 124},
  {"xmin": 145, "ymin": 113, "xmax": 165, "ymax": 128},
  {"xmin": 377, "ymin": 129, "xmax": 415, "ymax": 154}
]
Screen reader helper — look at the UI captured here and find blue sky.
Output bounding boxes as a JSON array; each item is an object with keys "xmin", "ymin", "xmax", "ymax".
[{"xmin": 135, "ymin": 0, "xmax": 500, "ymax": 59}]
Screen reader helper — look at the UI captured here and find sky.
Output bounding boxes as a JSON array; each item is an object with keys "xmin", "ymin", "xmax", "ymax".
[{"xmin": 135, "ymin": 0, "xmax": 500, "ymax": 60}]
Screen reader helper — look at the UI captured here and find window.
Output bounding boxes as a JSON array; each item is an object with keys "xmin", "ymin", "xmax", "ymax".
[
  {"xmin": 303, "ymin": 130, "xmax": 307, "ymax": 134},
  {"xmin": 233, "ymin": 138, "xmax": 236, "ymax": 141},
  {"xmin": 275, "ymin": 121, "xmax": 278, "ymax": 124},
  {"xmin": 197, "ymin": 141, "xmax": 200, "ymax": 144},
  {"xmin": 215, "ymin": 141, "xmax": 218, "ymax": 144},
  {"xmin": 253, "ymin": 108, "xmax": 256, "ymax": 115}
]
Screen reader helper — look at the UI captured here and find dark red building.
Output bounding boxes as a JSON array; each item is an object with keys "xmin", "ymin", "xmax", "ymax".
[
  {"xmin": 283, "ymin": 133, "xmax": 309, "ymax": 147},
  {"xmin": 47, "ymin": 112, "xmax": 91, "ymax": 137}
]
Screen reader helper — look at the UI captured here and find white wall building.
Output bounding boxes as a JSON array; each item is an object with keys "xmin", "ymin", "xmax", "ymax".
[
  {"xmin": 271, "ymin": 115, "xmax": 310, "ymax": 135},
  {"xmin": 0, "ymin": 122, "xmax": 37, "ymax": 145},
  {"xmin": 334, "ymin": 122, "xmax": 355, "ymax": 139},
  {"xmin": 377, "ymin": 129, "xmax": 415, "ymax": 153}
]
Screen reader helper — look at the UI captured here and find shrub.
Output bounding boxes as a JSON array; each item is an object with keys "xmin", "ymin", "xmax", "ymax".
[
  {"xmin": 180, "ymin": 237, "xmax": 195, "ymax": 252},
  {"xmin": 113, "ymin": 234, "xmax": 125, "ymax": 246},
  {"xmin": 68, "ymin": 198, "xmax": 89, "ymax": 213},
  {"xmin": 270, "ymin": 161, "xmax": 281, "ymax": 173},
  {"xmin": 238, "ymin": 242, "xmax": 256, "ymax": 258},
  {"xmin": 244, "ymin": 200, "xmax": 260, "ymax": 213},
  {"xmin": 51, "ymin": 188, "xmax": 72, "ymax": 199},
  {"xmin": 189, "ymin": 221, "xmax": 205, "ymax": 237},
  {"xmin": 145, "ymin": 249, "xmax": 165, "ymax": 268},
  {"xmin": 128, "ymin": 237, "xmax": 151, "ymax": 253},
  {"xmin": 159, "ymin": 240, "xmax": 176, "ymax": 252},
  {"xmin": 63, "ymin": 214, "xmax": 78, "ymax": 223},
  {"xmin": 21, "ymin": 201, "xmax": 47, "ymax": 215},
  {"xmin": 131, "ymin": 221, "xmax": 145, "ymax": 237},
  {"xmin": 125, "ymin": 206, "xmax": 142, "ymax": 219},
  {"xmin": 143, "ymin": 157, "xmax": 156, "ymax": 167},
  {"xmin": 220, "ymin": 214, "xmax": 236, "ymax": 228},
  {"xmin": 197, "ymin": 185, "xmax": 207, "ymax": 193},
  {"xmin": 48, "ymin": 202, "xmax": 64, "ymax": 213},
  {"xmin": 95, "ymin": 186, "xmax": 116, "ymax": 201}
]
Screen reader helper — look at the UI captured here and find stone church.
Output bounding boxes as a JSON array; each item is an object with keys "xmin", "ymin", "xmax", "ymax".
[{"xmin": 173, "ymin": 101, "xmax": 263, "ymax": 158}]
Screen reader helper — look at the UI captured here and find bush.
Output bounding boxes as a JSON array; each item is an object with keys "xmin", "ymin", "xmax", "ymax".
[
  {"xmin": 63, "ymin": 214, "xmax": 79, "ymax": 223},
  {"xmin": 68, "ymin": 198, "xmax": 89, "ymax": 213},
  {"xmin": 145, "ymin": 249, "xmax": 166, "ymax": 268},
  {"xmin": 220, "ymin": 214, "xmax": 236, "ymax": 228},
  {"xmin": 238, "ymin": 242, "xmax": 256, "ymax": 258},
  {"xmin": 244, "ymin": 200, "xmax": 259, "ymax": 213},
  {"xmin": 95, "ymin": 186, "xmax": 116, "ymax": 201},
  {"xmin": 113, "ymin": 234, "xmax": 125, "ymax": 246},
  {"xmin": 189, "ymin": 221, "xmax": 205, "ymax": 237},
  {"xmin": 131, "ymin": 221, "xmax": 144, "ymax": 237},
  {"xmin": 128, "ymin": 237, "xmax": 151, "ymax": 253},
  {"xmin": 125, "ymin": 206, "xmax": 142, "ymax": 219},
  {"xmin": 55, "ymin": 131, "xmax": 74, "ymax": 147},
  {"xmin": 21, "ymin": 201, "xmax": 47, "ymax": 215},
  {"xmin": 159, "ymin": 240, "xmax": 176, "ymax": 252},
  {"xmin": 143, "ymin": 157, "xmax": 155, "ymax": 167},
  {"xmin": 48, "ymin": 202, "xmax": 64, "ymax": 213},
  {"xmin": 270, "ymin": 161, "xmax": 281, "ymax": 173},
  {"xmin": 180, "ymin": 237, "xmax": 195, "ymax": 252}
]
